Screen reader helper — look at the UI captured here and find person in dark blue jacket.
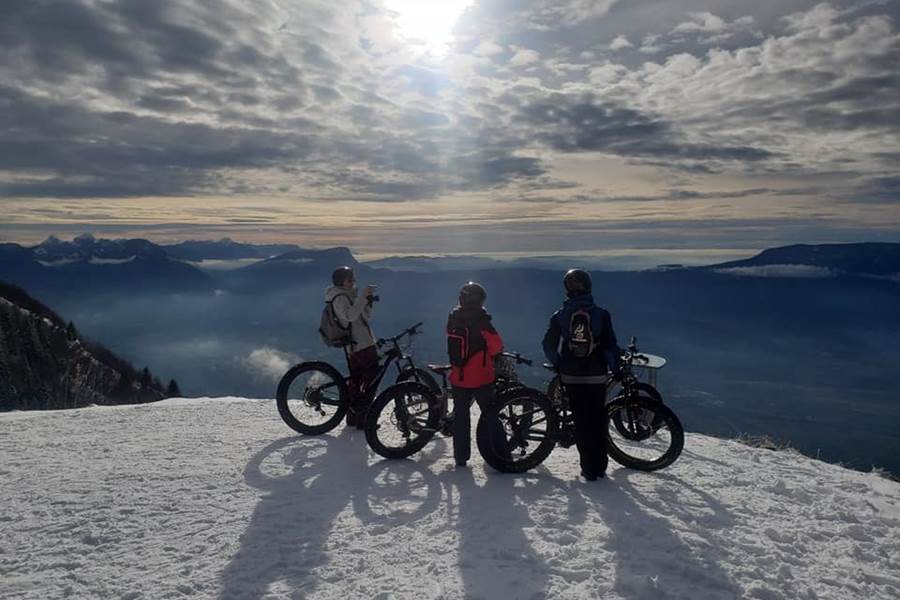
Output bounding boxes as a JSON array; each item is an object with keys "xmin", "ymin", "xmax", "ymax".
[{"xmin": 542, "ymin": 269, "xmax": 620, "ymax": 480}]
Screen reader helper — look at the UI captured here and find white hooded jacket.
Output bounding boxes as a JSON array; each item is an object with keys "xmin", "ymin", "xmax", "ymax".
[{"xmin": 324, "ymin": 285, "xmax": 375, "ymax": 351}]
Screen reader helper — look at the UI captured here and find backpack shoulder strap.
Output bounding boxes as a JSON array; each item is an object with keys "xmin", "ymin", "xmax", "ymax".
[
  {"xmin": 328, "ymin": 292, "xmax": 354, "ymax": 331},
  {"xmin": 327, "ymin": 291, "xmax": 352, "ymax": 305}
]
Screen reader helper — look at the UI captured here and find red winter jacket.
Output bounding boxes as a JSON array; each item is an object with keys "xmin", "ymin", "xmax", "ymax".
[{"xmin": 449, "ymin": 329, "xmax": 504, "ymax": 388}]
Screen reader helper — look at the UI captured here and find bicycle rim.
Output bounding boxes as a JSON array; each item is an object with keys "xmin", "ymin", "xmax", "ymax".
[
  {"xmin": 606, "ymin": 396, "xmax": 684, "ymax": 471},
  {"xmin": 366, "ymin": 382, "xmax": 438, "ymax": 459},
  {"xmin": 477, "ymin": 390, "xmax": 557, "ymax": 473},
  {"xmin": 277, "ymin": 363, "xmax": 347, "ymax": 435}
]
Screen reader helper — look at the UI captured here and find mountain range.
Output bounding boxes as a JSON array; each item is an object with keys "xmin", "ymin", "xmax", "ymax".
[{"xmin": 1, "ymin": 236, "xmax": 898, "ymax": 298}]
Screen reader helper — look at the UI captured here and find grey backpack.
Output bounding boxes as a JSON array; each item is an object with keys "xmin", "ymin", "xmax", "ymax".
[{"xmin": 319, "ymin": 294, "xmax": 352, "ymax": 347}]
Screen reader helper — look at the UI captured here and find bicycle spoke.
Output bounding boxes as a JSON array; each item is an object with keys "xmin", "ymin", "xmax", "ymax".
[
  {"xmin": 281, "ymin": 367, "xmax": 344, "ymax": 429},
  {"xmin": 608, "ymin": 405, "xmax": 675, "ymax": 463}
]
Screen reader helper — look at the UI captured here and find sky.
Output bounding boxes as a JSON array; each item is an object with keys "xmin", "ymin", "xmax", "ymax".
[{"xmin": 1, "ymin": 0, "xmax": 899, "ymax": 261}]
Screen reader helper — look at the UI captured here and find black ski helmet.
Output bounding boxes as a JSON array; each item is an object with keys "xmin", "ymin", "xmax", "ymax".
[
  {"xmin": 563, "ymin": 268, "xmax": 592, "ymax": 297},
  {"xmin": 459, "ymin": 281, "xmax": 487, "ymax": 308},
  {"xmin": 332, "ymin": 266, "xmax": 354, "ymax": 286}
]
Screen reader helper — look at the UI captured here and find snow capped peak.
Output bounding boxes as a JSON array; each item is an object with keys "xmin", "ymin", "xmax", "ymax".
[{"xmin": 73, "ymin": 232, "xmax": 96, "ymax": 245}]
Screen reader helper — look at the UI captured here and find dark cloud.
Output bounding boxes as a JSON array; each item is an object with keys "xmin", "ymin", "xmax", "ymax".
[
  {"xmin": 516, "ymin": 95, "xmax": 775, "ymax": 163},
  {"xmin": 512, "ymin": 187, "xmax": 817, "ymax": 204},
  {"xmin": 855, "ymin": 176, "xmax": 900, "ymax": 204},
  {"xmin": 136, "ymin": 94, "xmax": 194, "ymax": 113},
  {"xmin": 0, "ymin": 86, "xmax": 314, "ymax": 197},
  {"xmin": 0, "ymin": 0, "xmax": 898, "ymax": 211}
]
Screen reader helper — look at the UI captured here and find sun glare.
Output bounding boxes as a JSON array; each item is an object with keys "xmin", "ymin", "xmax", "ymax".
[{"xmin": 384, "ymin": 0, "xmax": 473, "ymax": 56}]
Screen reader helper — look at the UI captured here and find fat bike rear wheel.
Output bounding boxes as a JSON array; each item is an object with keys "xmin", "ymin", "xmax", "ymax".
[{"xmin": 276, "ymin": 362, "xmax": 349, "ymax": 435}]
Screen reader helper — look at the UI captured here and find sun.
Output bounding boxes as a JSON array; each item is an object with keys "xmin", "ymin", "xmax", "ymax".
[{"xmin": 384, "ymin": 0, "xmax": 473, "ymax": 56}]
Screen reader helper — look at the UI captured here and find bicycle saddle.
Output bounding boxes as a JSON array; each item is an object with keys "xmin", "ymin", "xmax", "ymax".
[{"xmin": 427, "ymin": 364, "xmax": 453, "ymax": 375}]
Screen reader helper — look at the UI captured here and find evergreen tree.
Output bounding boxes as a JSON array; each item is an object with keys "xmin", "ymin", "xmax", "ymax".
[
  {"xmin": 140, "ymin": 367, "xmax": 152, "ymax": 388},
  {"xmin": 66, "ymin": 321, "xmax": 78, "ymax": 341},
  {"xmin": 113, "ymin": 369, "xmax": 133, "ymax": 397},
  {"xmin": 166, "ymin": 379, "xmax": 182, "ymax": 398}
]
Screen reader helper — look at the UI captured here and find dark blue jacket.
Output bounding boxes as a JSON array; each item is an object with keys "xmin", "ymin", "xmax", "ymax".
[{"xmin": 542, "ymin": 294, "xmax": 620, "ymax": 384}]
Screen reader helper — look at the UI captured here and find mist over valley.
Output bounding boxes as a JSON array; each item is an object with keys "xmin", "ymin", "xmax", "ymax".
[{"xmin": 2, "ymin": 236, "xmax": 898, "ymax": 476}]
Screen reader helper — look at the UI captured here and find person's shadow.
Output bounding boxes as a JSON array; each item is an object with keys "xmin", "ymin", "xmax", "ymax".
[
  {"xmin": 448, "ymin": 465, "xmax": 580, "ymax": 599},
  {"xmin": 585, "ymin": 468, "xmax": 744, "ymax": 598},
  {"xmin": 219, "ymin": 430, "xmax": 441, "ymax": 599}
]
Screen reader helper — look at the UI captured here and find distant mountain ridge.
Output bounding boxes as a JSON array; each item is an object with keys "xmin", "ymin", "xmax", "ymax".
[
  {"xmin": 0, "ymin": 235, "xmax": 365, "ymax": 294},
  {"xmin": 0, "ymin": 281, "xmax": 169, "ymax": 410},
  {"xmin": 163, "ymin": 238, "xmax": 300, "ymax": 261},
  {"xmin": 218, "ymin": 246, "xmax": 366, "ymax": 290},
  {"xmin": 0, "ymin": 234, "xmax": 216, "ymax": 294},
  {"xmin": 33, "ymin": 233, "xmax": 167, "ymax": 263},
  {"xmin": 707, "ymin": 243, "xmax": 900, "ymax": 277},
  {"xmin": 2, "ymin": 237, "xmax": 898, "ymax": 299}
]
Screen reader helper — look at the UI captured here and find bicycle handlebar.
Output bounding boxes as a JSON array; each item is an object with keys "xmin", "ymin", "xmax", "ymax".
[
  {"xmin": 377, "ymin": 322, "xmax": 424, "ymax": 347},
  {"xmin": 621, "ymin": 351, "xmax": 649, "ymax": 366},
  {"xmin": 500, "ymin": 351, "xmax": 532, "ymax": 366}
]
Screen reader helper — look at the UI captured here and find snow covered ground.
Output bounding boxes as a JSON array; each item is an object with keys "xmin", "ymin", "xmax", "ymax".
[{"xmin": 1, "ymin": 397, "xmax": 898, "ymax": 600}]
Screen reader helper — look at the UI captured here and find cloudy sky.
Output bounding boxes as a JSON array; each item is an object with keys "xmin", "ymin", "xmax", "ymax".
[{"xmin": 1, "ymin": 0, "xmax": 898, "ymax": 261}]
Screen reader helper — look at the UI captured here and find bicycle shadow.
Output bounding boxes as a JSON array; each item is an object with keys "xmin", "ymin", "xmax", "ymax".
[
  {"xmin": 585, "ymin": 468, "xmax": 744, "ymax": 598},
  {"xmin": 350, "ymin": 437, "xmax": 446, "ymax": 535},
  {"xmin": 219, "ymin": 429, "xmax": 442, "ymax": 599}
]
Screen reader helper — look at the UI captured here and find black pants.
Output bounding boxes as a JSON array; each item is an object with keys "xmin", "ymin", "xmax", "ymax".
[
  {"xmin": 347, "ymin": 345, "xmax": 379, "ymax": 422},
  {"xmin": 451, "ymin": 385, "xmax": 503, "ymax": 465},
  {"xmin": 566, "ymin": 383, "xmax": 609, "ymax": 477}
]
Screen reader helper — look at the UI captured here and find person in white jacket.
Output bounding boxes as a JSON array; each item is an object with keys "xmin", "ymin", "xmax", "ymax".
[{"xmin": 325, "ymin": 266, "xmax": 378, "ymax": 428}]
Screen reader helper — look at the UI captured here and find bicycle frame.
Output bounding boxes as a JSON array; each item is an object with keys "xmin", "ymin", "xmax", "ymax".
[{"xmin": 346, "ymin": 322, "xmax": 429, "ymax": 401}]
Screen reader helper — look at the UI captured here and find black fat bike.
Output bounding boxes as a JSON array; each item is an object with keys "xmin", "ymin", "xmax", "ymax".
[
  {"xmin": 276, "ymin": 323, "xmax": 438, "ymax": 435},
  {"xmin": 476, "ymin": 338, "xmax": 685, "ymax": 473},
  {"xmin": 363, "ymin": 351, "xmax": 542, "ymax": 460}
]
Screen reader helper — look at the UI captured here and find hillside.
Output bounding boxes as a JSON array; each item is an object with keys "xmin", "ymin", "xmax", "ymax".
[
  {"xmin": 0, "ymin": 282, "xmax": 167, "ymax": 410},
  {"xmin": 1, "ymin": 398, "xmax": 898, "ymax": 599},
  {"xmin": 707, "ymin": 243, "xmax": 900, "ymax": 277}
]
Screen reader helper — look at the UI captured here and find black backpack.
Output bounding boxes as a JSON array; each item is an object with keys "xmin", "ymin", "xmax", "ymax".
[
  {"xmin": 319, "ymin": 294, "xmax": 352, "ymax": 348},
  {"xmin": 567, "ymin": 307, "xmax": 595, "ymax": 358},
  {"xmin": 447, "ymin": 324, "xmax": 487, "ymax": 368}
]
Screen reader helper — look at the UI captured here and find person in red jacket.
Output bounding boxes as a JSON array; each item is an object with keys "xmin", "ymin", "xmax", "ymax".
[{"xmin": 446, "ymin": 282, "xmax": 504, "ymax": 467}]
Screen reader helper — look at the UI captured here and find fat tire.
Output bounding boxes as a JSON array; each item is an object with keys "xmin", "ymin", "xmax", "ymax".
[
  {"xmin": 476, "ymin": 389, "xmax": 559, "ymax": 474},
  {"xmin": 365, "ymin": 382, "xmax": 440, "ymax": 460},
  {"xmin": 611, "ymin": 384, "xmax": 664, "ymax": 440},
  {"xmin": 606, "ymin": 395, "xmax": 684, "ymax": 471},
  {"xmin": 396, "ymin": 367, "xmax": 441, "ymax": 396},
  {"xmin": 276, "ymin": 361, "xmax": 349, "ymax": 435}
]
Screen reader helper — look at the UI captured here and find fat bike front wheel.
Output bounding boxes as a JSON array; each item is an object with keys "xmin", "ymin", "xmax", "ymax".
[
  {"xmin": 476, "ymin": 389, "xmax": 559, "ymax": 474},
  {"xmin": 606, "ymin": 394, "xmax": 684, "ymax": 471},
  {"xmin": 365, "ymin": 382, "xmax": 440, "ymax": 460}
]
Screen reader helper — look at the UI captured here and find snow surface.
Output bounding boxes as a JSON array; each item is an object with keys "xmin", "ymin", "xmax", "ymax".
[{"xmin": 1, "ymin": 397, "xmax": 898, "ymax": 600}]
